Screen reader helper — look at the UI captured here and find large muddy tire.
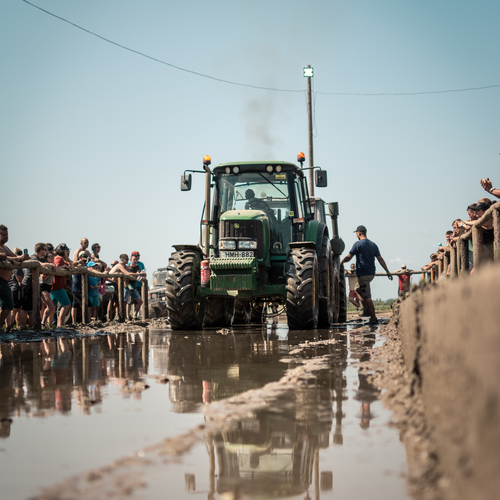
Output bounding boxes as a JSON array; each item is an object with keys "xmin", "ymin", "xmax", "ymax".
[
  {"xmin": 338, "ymin": 266, "xmax": 347, "ymax": 323},
  {"xmin": 233, "ymin": 300, "xmax": 251, "ymax": 325},
  {"xmin": 318, "ymin": 235, "xmax": 334, "ymax": 327},
  {"xmin": 166, "ymin": 250, "xmax": 205, "ymax": 330},
  {"xmin": 250, "ymin": 302, "xmax": 265, "ymax": 323},
  {"xmin": 203, "ymin": 297, "xmax": 234, "ymax": 328},
  {"xmin": 286, "ymin": 247, "xmax": 319, "ymax": 330}
]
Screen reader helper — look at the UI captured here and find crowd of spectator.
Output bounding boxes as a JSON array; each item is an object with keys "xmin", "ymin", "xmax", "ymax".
[
  {"xmin": 0, "ymin": 227, "xmax": 146, "ymax": 331},
  {"xmin": 422, "ymin": 178, "xmax": 499, "ymax": 276}
]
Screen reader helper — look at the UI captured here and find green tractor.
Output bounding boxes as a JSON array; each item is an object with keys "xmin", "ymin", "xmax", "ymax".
[{"xmin": 166, "ymin": 153, "xmax": 346, "ymax": 330}]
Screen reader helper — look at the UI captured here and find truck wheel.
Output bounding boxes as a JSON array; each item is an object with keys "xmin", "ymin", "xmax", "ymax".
[
  {"xmin": 250, "ymin": 301, "xmax": 265, "ymax": 323},
  {"xmin": 338, "ymin": 266, "xmax": 347, "ymax": 323},
  {"xmin": 286, "ymin": 247, "xmax": 319, "ymax": 330},
  {"xmin": 204, "ymin": 297, "xmax": 234, "ymax": 328},
  {"xmin": 318, "ymin": 236, "xmax": 334, "ymax": 327},
  {"xmin": 166, "ymin": 250, "xmax": 205, "ymax": 330},
  {"xmin": 233, "ymin": 300, "xmax": 251, "ymax": 325}
]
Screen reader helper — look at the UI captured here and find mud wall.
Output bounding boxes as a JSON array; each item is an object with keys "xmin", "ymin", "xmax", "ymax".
[{"xmin": 398, "ymin": 263, "xmax": 500, "ymax": 500}]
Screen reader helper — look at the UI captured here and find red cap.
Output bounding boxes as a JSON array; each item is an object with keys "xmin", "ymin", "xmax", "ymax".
[{"xmin": 131, "ymin": 251, "xmax": 140, "ymax": 256}]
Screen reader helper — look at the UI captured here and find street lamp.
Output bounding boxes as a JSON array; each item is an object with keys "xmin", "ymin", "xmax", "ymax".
[{"xmin": 303, "ymin": 65, "xmax": 314, "ymax": 196}]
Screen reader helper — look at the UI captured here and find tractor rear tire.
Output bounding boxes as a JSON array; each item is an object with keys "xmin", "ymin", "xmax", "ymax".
[
  {"xmin": 203, "ymin": 297, "xmax": 234, "ymax": 328},
  {"xmin": 166, "ymin": 250, "xmax": 205, "ymax": 330},
  {"xmin": 233, "ymin": 300, "xmax": 251, "ymax": 325},
  {"xmin": 286, "ymin": 247, "xmax": 319, "ymax": 330},
  {"xmin": 318, "ymin": 235, "xmax": 334, "ymax": 327},
  {"xmin": 338, "ymin": 266, "xmax": 347, "ymax": 323},
  {"xmin": 331, "ymin": 262, "xmax": 340, "ymax": 323}
]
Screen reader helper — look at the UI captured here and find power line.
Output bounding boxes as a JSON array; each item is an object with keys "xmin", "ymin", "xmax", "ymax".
[
  {"xmin": 20, "ymin": 0, "xmax": 303, "ymax": 93},
  {"xmin": 20, "ymin": 0, "xmax": 500, "ymax": 97},
  {"xmin": 316, "ymin": 84, "xmax": 500, "ymax": 96}
]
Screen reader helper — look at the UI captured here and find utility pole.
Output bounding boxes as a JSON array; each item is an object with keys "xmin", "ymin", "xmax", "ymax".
[{"xmin": 304, "ymin": 65, "xmax": 314, "ymax": 197}]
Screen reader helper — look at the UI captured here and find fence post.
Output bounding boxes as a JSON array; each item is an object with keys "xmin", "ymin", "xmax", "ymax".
[
  {"xmin": 430, "ymin": 266, "xmax": 435, "ymax": 282},
  {"xmin": 493, "ymin": 209, "xmax": 500, "ymax": 261},
  {"xmin": 438, "ymin": 260, "xmax": 443, "ymax": 278},
  {"xmin": 443, "ymin": 252, "xmax": 450, "ymax": 278},
  {"xmin": 472, "ymin": 226, "xmax": 484, "ymax": 269},
  {"xmin": 32, "ymin": 267, "xmax": 41, "ymax": 329},
  {"xmin": 82, "ymin": 269, "xmax": 89, "ymax": 324},
  {"xmin": 458, "ymin": 238, "xmax": 469, "ymax": 274},
  {"xmin": 450, "ymin": 246, "xmax": 457, "ymax": 277},
  {"xmin": 141, "ymin": 278, "xmax": 149, "ymax": 320},
  {"xmin": 117, "ymin": 276, "xmax": 125, "ymax": 322}
]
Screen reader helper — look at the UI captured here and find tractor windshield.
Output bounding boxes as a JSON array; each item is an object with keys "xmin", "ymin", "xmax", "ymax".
[
  {"xmin": 217, "ymin": 171, "xmax": 292, "ymax": 217},
  {"xmin": 216, "ymin": 171, "xmax": 297, "ymax": 255}
]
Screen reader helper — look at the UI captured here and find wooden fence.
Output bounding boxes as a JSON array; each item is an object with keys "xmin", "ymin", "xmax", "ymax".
[
  {"xmin": 424, "ymin": 200, "xmax": 500, "ymax": 281},
  {"xmin": 0, "ymin": 261, "xmax": 148, "ymax": 329}
]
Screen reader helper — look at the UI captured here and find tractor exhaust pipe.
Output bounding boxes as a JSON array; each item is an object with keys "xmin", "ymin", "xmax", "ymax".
[
  {"xmin": 328, "ymin": 202, "xmax": 339, "ymax": 238},
  {"xmin": 203, "ymin": 156, "xmax": 212, "ymax": 258}
]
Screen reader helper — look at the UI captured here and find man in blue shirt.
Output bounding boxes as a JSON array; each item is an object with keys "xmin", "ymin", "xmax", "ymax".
[{"xmin": 340, "ymin": 225, "xmax": 392, "ymax": 325}]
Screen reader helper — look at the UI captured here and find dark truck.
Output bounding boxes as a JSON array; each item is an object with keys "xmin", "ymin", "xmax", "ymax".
[{"xmin": 166, "ymin": 153, "xmax": 346, "ymax": 330}]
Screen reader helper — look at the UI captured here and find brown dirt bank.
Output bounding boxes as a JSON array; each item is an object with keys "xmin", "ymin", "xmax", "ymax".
[{"xmin": 396, "ymin": 263, "xmax": 500, "ymax": 500}]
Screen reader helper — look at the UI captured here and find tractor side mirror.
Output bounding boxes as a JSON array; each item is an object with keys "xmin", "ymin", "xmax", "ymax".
[
  {"xmin": 315, "ymin": 169, "xmax": 327, "ymax": 188},
  {"xmin": 181, "ymin": 173, "xmax": 192, "ymax": 191}
]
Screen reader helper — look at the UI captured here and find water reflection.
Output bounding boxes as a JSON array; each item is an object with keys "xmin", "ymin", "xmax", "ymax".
[
  {"xmin": 169, "ymin": 327, "xmax": 359, "ymax": 499},
  {"xmin": 350, "ymin": 330, "xmax": 379, "ymax": 429},
  {"xmin": 0, "ymin": 331, "xmax": 150, "ymax": 436},
  {"xmin": 167, "ymin": 328, "xmax": 288, "ymax": 413},
  {"xmin": 0, "ymin": 323, "xmax": 398, "ymax": 499}
]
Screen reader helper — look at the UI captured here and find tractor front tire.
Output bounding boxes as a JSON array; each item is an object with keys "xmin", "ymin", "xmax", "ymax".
[
  {"xmin": 286, "ymin": 247, "xmax": 319, "ymax": 330},
  {"xmin": 166, "ymin": 250, "xmax": 205, "ymax": 330},
  {"xmin": 204, "ymin": 297, "xmax": 234, "ymax": 328}
]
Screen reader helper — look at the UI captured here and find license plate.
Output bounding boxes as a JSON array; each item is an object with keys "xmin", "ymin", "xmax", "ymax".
[{"xmin": 220, "ymin": 251, "xmax": 255, "ymax": 258}]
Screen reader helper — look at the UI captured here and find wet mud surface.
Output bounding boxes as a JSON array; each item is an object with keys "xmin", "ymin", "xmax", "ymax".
[{"xmin": 0, "ymin": 314, "xmax": 420, "ymax": 500}]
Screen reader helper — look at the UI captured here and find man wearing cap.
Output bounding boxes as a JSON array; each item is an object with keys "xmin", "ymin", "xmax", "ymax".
[
  {"xmin": 340, "ymin": 225, "xmax": 392, "ymax": 325},
  {"xmin": 393, "ymin": 264, "xmax": 412, "ymax": 298}
]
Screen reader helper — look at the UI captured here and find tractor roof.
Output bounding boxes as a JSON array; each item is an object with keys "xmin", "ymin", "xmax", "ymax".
[{"xmin": 213, "ymin": 161, "xmax": 304, "ymax": 178}]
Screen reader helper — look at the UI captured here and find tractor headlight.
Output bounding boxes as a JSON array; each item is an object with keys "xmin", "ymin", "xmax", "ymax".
[
  {"xmin": 219, "ymin": 240, "xmax": 236, "ymax": 250},
  {"xmin": 238, "ymin": 240, "xmax": 257, "ymax": 250}
]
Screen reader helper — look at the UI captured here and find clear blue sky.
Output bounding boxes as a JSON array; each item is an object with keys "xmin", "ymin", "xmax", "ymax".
[{"xmin": 1, "ymin": 0, "xmax": 499, "ymax": 300}]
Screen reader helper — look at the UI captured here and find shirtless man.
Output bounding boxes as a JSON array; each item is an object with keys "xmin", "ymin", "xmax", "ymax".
[
  {"xmin": 72, "ymin": 238, "xmax": 91, "ymax": 263},
  {"xmin": 0, "ymin": 225, "xmax": 30, "ymax": 328},
  {"xmin": 345, "ymin": 263, "xmax": 360, "ymax": 309}
]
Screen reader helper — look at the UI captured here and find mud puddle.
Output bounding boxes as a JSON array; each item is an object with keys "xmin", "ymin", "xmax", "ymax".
[{"xmin": 0, "ymin": 317, "xmax": 410, "ymax": 499}]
